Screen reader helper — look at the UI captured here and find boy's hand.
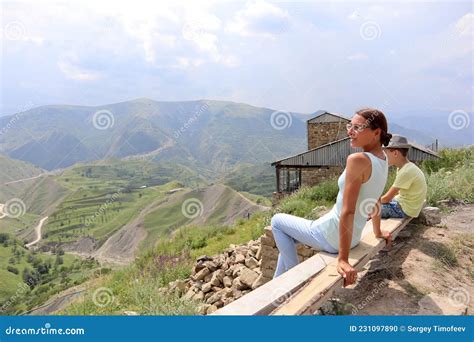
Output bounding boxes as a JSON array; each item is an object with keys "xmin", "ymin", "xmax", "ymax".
[{"xmin": 376, "ymin": 230, "xmax": 392, "ymax": 249}]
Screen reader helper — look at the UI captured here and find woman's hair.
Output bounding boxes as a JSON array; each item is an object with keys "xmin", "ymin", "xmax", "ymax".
[{"xmin": 355, "ymin": 108, "xmax": 392, "ymax": 146}]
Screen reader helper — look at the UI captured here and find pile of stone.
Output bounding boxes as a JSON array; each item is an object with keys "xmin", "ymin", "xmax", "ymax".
[{"xmin": 162, "ymin": 238, "xmax": 270, "ymax": 315}]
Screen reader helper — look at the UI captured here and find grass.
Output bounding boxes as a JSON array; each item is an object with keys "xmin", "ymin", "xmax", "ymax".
[
  {"xmin": 42, "ymin": 163, "xmax": 186, "ymax": 245},
  {"xmin": 11, "ymin": 146, "xmax": 474, "ymax": 315},
  {"xmin": 0, "ymin": 236, "xmax": 97, "ymax": 314}
]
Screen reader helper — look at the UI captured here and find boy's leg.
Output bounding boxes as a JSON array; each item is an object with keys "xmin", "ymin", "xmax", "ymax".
[{"xmin": 381, "ymin": 200, "xmax": 406, "ymax": 219}]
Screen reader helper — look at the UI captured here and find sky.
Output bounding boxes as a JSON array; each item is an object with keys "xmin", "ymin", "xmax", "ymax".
[{"xmin": 1, "ymin": 0, "xmax": 473, "ymax": 117}]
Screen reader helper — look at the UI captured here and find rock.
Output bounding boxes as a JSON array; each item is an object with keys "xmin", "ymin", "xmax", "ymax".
[
  {"xmin": 250, "ymin": 245, "xmax": 259, "ymax": 253},
  {"xmin": 203, "ymin": 273, "xmax": 212, "ymax": 282},
  {"xmin": 417, "ymin": 207, "xmax": 442, "ymax": 226},
  {"xmin": 251, "ymin": 274, "xmax": 266, "ymax": 289},
  {"xmin": 231, "ymin": 264, "xmax": 245, "ymax": 277},
  {"xmin": 232, "ymin": 288, "xmax": 243, "ymax": 299},
  {"xmin": 197, "ymin": 255, "xmax": 213, "ymax": 262},
  {"xmin": 202, "ymin": 282, "xmax": 212, "ymax": 293},
  {"xmin": 255, "ymin": 246, "xmax": 262, "ymax": 260},
  {"xmin": 260, "ymin": 235, "xmax": 276, "ymax": 248},
  {"xmin": 194, "ymin": 267, "xmax": 211, "ymax": 281},
  {"xmin": 417, "ymin": 293, "xmax": 468, "ymax": 315},
  {"xmin": 245, "ymin": 257, "xmax": 259, "ymax": 269},
  {"xmin": 198, "ymin": 303, "xmax": 211, "ymax": 315},
  {"xmin": 206, "ymin": 291, "xmax": 221, "ymax": 305},
  {"xmin": 193, "ymin": 291, "xmax": 205, "ymax": 301},
  {"xmin": 193, "ymin": 262, "xmax": 206, "ymax": 274},
  {"xmin": 203, "ymin": 260, "xmax": 218, "ymax": 272},
  {"xmin": 220, "ymin": 288, "xmax": 233, "ymax": 299},
  {"xmin": 232, "ymin": 276, "xmax": 248, "ymax": 290},
  {"xmin": 183, "ymin": 288, "xmax": 196, "ymax": 301},
  {"xmin": 234, "ymin": 253, "xmax": 245, "ymax": 264},
  {"xmin": 206, "ymin": 305, "xmax": 218, "ymax": 315},
  {"xmin": 210, "ymin": 272, "xmax": 222, "ymax": 286},
  {"xmin": 223, "ymin": 297, "xmax": 234, "ymax": 306},
  {"xmin": 239, "ymin": 267, "xmax": 259, "ymax": 288},
  {"xmin": 223, "ymin": 276, "xmax": 233, "ymax": 288},
  {"xmin": 123, "ymin": 310, "xmax": 139, "ymax": 316}
]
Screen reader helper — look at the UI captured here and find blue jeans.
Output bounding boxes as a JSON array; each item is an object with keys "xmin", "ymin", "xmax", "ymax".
[
  {"xmin": 381, "ymin": 200, "xmax": 407, "ymax": 219},
  {"xmin": 271, "ymin": 213, "xmax": 338, "ymax": 278}
]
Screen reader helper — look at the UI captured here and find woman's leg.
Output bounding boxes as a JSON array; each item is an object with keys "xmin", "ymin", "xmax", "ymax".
[{"xmin": 271, "ymin": 213, "xmax": 328, "ymax": 278}]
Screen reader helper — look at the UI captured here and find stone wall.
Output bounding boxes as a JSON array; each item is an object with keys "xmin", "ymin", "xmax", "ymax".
[
  {"xmin": 301, "ymin": 166, "xmax": 342, "ymax": 188},
  {"xmin": 161, "ymin": 238, "xmax": 270, "ymax": 315},
  {"xmin": 308, "ymin": 122, "xmax": 348, "ymax": 150},
  {"xmin": 260, "ymin": 226, "xmax": 320, "ymax": 280}
]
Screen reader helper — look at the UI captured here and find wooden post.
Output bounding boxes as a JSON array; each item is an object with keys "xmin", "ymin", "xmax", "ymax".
[{"xmin": 275, "ymin": 165, "xmax": 280, "ymax": 192}]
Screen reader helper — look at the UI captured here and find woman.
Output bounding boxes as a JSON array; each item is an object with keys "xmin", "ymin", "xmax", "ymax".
[{"xmin": 271, "ymin": 108, "xmax": 393, "ymax": 286}]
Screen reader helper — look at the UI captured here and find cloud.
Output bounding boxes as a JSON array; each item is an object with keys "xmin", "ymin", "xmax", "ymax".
[
  {"xmin": 227, "ymin": 0, "xmax": 290, "ymax": 38},
  {"xmin": 58, "ymin": 56, "xmax": 101, "ymax": 81},
  {"xmin": 347, "ymin": 53, "xmax": 368, "ymax": 61},
  {"xmin": 455, "ymin": 12, "xmax": 473, "ymax": 37}
]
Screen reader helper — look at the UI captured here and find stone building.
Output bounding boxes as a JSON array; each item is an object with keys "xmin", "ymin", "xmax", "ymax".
[{"xmin": 271, "ymin": 111, "xmax": 439, "ymax": 204}]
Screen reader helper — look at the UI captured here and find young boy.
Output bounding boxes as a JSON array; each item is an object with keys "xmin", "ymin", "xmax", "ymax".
[{"xmin": 381, "ymin": 135, "xmax": 427, "ymax": 218}]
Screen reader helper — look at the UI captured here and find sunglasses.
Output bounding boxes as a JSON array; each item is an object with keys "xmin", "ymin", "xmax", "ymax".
[{"xmin": 346, "ymin": 123, "xmax": 369, "ymax": 133}]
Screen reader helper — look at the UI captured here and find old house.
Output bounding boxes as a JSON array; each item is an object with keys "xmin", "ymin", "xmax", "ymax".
[{"xmin": 271, "ymin": 111, "xmax": 439, "ymax": 203}]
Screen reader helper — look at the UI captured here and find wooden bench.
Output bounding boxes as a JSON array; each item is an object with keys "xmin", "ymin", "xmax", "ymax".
[{"xmin": 211, "ymin": 217, "xmax": 412, "ymax": 315}]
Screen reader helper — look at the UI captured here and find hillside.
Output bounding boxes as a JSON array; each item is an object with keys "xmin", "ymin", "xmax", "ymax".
[
  {"xmin": 0, "ymin": 99, "xmax": 447, "ymax": 181},
  {"xmin": 55, "ymin": 147, "xmax": 473, "ymax": 316},
  {"xmin": 0, "ymin": 99, "xmax": 307, "ymax": 175}
]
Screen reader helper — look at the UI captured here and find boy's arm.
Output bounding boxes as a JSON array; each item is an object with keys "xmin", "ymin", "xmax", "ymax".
[
  {"xmin": 381, "ymin": 187, "xmax": 399, "ymax": 203},
  {"xmin": 371, "ymin": 199, "xmax": 392, "ymax": 248}
]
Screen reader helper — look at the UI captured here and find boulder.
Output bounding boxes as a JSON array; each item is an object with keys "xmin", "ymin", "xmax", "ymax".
[
  {"xmin": 240, "ymin": 267, "xmax": 259, "ymax": 288},
  {"xmin": 193, "ymin": 267, "xmax": 211, "ymax": 281},
  {"xmin": 417, "ymin": 207, "xmax": 442, "ymax": 226},
  {"xmin": 223, "ymin": 276, "xmax": 233, "ymax": 288},
  {"xmin": 245, "ymin": 257, "xmax": 259, "ymax": 269}
]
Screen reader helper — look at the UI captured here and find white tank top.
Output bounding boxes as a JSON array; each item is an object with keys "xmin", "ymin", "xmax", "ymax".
[{"xmin": 317, "ymin": 151, "xmax": 388, "ymax": 249}]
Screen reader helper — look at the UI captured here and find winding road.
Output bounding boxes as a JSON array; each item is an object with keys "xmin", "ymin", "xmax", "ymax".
[{"xmin": 25, "ymin": 216, "xmax": 48, "ymax": 248}]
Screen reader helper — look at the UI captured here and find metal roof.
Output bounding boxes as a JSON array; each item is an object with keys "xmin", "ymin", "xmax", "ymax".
[
  {"xmin": 307, "ymin": 112, "xmax": 351, "ymax": 124},
  {"xmin": 272, "ymin": 137, "xmax": 439, "ymax": 167}
]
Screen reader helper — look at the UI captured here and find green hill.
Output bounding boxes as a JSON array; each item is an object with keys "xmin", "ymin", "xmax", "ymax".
[{"xmin": 0, "ymin": 99, "xmax": 308, "ymax": 176}]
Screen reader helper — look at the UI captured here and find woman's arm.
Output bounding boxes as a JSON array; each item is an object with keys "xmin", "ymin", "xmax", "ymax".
[{"xmin": 337, "ymin": 153, "xmax": 370, "ymax": 286}]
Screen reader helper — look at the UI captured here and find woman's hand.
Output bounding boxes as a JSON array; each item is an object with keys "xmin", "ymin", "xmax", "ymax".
[{"xmin": 337, "ymin": 259, "xmax": 357, "ymax": 287}]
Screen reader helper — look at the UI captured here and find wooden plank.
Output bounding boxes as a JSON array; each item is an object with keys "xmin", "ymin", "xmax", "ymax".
[
  {"xmin": 211, "ymin": 219, "xmax": 377, "ymax": 315},
  {"xmin": 271, "ymin": 217, "xmax": 412, "ymax": 315}
]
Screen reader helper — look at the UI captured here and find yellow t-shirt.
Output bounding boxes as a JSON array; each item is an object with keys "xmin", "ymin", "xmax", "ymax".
[{"xmin": 393, "ymin": 162, "xmax": 427, "ymax": 217}]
